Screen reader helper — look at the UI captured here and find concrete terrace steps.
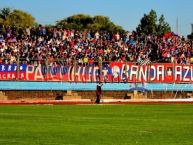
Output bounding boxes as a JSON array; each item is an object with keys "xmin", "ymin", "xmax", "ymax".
[
  {"xmin": 0, "ymin": 91, "xmax": 8, "ymax": 100},
  {"xmin": 63, "ymin": 90, "xmax": 81, "ymax": 100},
  {"xmin": 76, "ymin": 91, "xmax": 127, "ymax": 99},
  {"xmin": 0, "ymin": 90, "xmax": 192, "ymax": 100},
  {"xmin": 3, "ymin": 91, "xmax": 60, "ymax": 100}
]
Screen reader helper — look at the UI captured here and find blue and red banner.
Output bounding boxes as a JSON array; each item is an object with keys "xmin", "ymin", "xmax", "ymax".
[{"xmin": 0, "ymin": 62, "xmax": 193, "ymax": 83}]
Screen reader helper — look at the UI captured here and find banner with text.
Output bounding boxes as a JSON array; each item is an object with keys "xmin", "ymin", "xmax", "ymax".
[{"xmin": 0, "ymin": 62, "xmax": 193, "ymax": 83}]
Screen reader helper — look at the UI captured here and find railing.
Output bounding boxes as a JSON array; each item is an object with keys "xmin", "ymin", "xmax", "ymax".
[{"xmin": 0, "ymin": 57, "xmax": 193, "ymax": 83}]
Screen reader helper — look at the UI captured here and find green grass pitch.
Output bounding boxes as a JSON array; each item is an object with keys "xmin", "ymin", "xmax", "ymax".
[{"xmin": 0, "ymin": 105, "xmax": 193, "ymax": 145}]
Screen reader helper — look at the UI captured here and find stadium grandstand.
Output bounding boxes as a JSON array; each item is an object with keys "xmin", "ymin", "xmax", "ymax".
[{"xmin": 0, "ymin": 25, "xmax": 193, "ymax": 102}]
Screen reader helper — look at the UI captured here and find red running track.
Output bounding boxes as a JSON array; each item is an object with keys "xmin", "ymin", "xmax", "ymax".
[{"xmin": 1, "ymin": 99, "xmax": 193, "ymax": 105}]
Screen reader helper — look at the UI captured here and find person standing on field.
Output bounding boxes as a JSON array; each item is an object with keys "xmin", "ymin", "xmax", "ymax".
[{"xmin": 95, "ymin": 82, "xmax": 103, "ymax": 104}]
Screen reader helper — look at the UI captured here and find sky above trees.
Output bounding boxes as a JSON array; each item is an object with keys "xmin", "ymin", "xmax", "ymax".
[{"xmin": 1, "ymin": 0, "xmax": 193, "ymax": 36}]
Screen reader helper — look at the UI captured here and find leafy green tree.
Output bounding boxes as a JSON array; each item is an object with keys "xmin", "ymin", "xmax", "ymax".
[
  {"xmin": 0, "ymin": 7, "xmax": 11, "ymax": 20},
  {"xmin": 56, "ymin": 14, "xmax": 124, "ymax": 32},
  {"xmin": 0, "ymin": 18, "xmax": 3, "ymax": 25},
  {"xmin": 188, "ymin": 33, "xmax": 193, "ymax": 40},
  {"xmin": 0, "ymin": 7, "xmax": 11, "ymax": 32},
  {"xmin": 56, "ymin": 14, "xmax": 92, "ymax": 30},
  {"xmin": 4, "ymin": 10, "xmax": 35, "ymax": 28},
  {"xmin": 136, "ymin": 10, "xmax": 157, "ymax": 35},
  {"xmin": 136, "ymin": 9, "xmax": 171, "ymax": 36},
  {"xmin": 157, "ymin": 14, "xmax": 171, "ymax": 36},
  {"xmin": 0, "ymin": 7, "xmax": 36, "ymax": 36}
]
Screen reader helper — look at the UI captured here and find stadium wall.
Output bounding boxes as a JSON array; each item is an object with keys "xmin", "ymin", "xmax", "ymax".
[
  {"xmin": 0, "ymin": 81, "xmax": 193, "ymax": 100},
  {"xmin": 0, "ymin": 81, "xmax": 193, "ymax": 91}
]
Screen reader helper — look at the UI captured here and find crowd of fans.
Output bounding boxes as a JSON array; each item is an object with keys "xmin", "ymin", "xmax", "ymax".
[{"xmin": 0, "ymin": 25, "xmax": 193, "ymax": 66}]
